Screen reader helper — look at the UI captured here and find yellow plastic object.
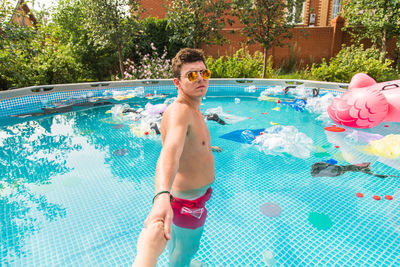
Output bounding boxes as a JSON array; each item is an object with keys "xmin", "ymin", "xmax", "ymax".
[
  {"xmin": 365, "ymin": 134, "xmax": 400, "ymax": 159},
  {"xmin": 272, "ymin": 107, "xmax": 280, "ymax": 111},
  {"xmin": 113, "ymin": 96, "xmax": 127, "ymax": 101},
  {"xmin": 270, "ymin": 121, "xmax": 279, "ymax": 125},
  {"xmin": 258, "ymin": 95, "xmax": 280, "ymax": 102}
]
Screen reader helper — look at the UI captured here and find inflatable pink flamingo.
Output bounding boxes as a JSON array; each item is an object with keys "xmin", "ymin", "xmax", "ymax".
[{"xmin": 327, "ymin": 73, "xmax": 400, "ymax": 128}]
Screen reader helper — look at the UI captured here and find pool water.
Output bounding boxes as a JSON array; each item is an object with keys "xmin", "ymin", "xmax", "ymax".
[{"xmin": 1, "ymin": 90, "xmax": 400, "ymax": 266}]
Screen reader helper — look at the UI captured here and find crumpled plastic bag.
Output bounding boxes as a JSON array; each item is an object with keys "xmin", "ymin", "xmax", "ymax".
[
  {"xmin": 365, "ymin": 134, "xmax": 400, "ymax": 159},
  {"xmin": 253, "ymin": 125, "xmax": 314, "ymax": 159}
]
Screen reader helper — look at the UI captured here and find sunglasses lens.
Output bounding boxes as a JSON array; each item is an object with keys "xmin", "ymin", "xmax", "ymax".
[
  {"xmin": 201, "ymin": 69, "xmax": 211, "ymax": 80},
  {"xmin": 187, "ymin": 72, "xmax": 197, "ymax": 82}
]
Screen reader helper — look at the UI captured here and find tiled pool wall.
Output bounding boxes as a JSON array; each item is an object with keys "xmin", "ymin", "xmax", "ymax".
[{"xmin": 0, "ymin": 79, "xmax": 347, "ymax": 118}]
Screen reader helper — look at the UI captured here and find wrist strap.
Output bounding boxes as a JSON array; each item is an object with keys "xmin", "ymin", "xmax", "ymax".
[{"xmin": 152, "ymin": 190, "xmax": 174, "ymax": 204}]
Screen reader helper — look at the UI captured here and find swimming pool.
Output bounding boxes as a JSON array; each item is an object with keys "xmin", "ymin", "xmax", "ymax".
[{"xmin": 1, "ymin": 80, "xmax": 399, "ymax": 266}]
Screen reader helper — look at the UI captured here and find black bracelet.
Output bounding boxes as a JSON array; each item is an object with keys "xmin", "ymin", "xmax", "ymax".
[{"xmin": 152, "ymin": 191, "xmax": 174, "ymax": 204}]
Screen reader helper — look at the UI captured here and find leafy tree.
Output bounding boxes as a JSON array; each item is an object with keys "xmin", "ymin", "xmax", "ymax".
[
  {"xmin": 0, "ymin": 1, "xmax": 86, "ymax": 89},
  {"xmin": 232, "ymin": 0, "xmax": 298, "ymax": 78},
  {"xmin": 124, "ymin": 17, "xmax": 185, "ymax": 64},
  {"xmin": 342, "ymin": 0, "xmax": 400, "ymax": 53},
  {"xmin": 165, "ymin": 0, "xmax": 233, "ymax": 48},
  {"xmin": 341, "ymin": 0, "xmax": 400, "ymax": 68},
  {"xmin": 53, "ymin": 0, "xmax": 116, "ymax": 81},
  {"xmin": 83, "ymin": 0, "xmax": 142, "ymax": 77}
]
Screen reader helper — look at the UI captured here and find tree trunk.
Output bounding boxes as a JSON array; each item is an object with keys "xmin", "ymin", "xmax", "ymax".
[
  {"xmin": 117, "ymin": 43, "xmax": 125, "ymax": 78},
  {"xmin": 263, "ymin": 46, "xmax": 268, "ymax": 78},
  {"xmin": 381, "ymin": 30, "xmax": 387, "ymax": 54}
]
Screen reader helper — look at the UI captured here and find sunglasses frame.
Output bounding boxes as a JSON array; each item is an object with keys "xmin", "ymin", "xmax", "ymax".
[{"xmin": 183, "ymin": 69, "xmax": 211, "ymax": 82}]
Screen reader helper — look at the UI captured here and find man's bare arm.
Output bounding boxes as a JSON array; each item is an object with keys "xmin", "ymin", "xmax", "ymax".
[{"xmin": 145, "ymin": 104, "xmax": 190, "ymax": 239}]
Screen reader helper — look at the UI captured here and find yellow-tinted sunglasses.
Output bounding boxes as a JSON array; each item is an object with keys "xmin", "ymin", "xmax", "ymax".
[{"xmin": 185, "ymin": 69, "xmax": 211, "ymax": 82}]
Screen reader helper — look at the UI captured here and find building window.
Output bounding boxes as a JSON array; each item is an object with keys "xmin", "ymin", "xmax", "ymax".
[
  {"xmin": 287, "ymin": 0, "xmax": 306, "ymax": 24},
  {"xmin": 332, "ymin": 0, "xmax": 341, "ymax": 18}
]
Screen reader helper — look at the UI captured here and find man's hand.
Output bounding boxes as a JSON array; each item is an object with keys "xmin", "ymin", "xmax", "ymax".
[
  {"xmin": 211, "ymin": 146, "xmax": 223, "ymax": 152},
  {"xmin": 133, "ymin": 220, "xmax": 167, "ymax": 267},
  {"xmin": 145, "ymin": 193, "xmax": 173, "ymax": 240}
]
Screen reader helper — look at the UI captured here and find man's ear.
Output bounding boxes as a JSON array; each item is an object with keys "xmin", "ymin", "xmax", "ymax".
[{"xmin": 173, "ymin": 77, "xmax": 180, "ymax": 89}]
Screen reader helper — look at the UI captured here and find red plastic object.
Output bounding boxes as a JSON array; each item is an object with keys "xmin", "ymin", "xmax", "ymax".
[
  {"xmin": 324, "ymin": 126, "xmax": 346, "ymax": 132},
  {"xmin": 335, "ymin": 145, "xmax": 340, "ymax": 148},
  {"xmin": 144, "ymin": 132, "xmax": 149, "ymax": 135},
  {"xmin": 385, "ymin": 195, "xmax": 393, "ymax": 200},
  {"xmin": 373, "ymin": 195, "xmax": 381, "ymax": 200},
  {"xmin": 356, "ymin": 193, "xmax": 364, "ymax": 198},
  {"xmin": 277, "ymin": 100, "xmax": 281, "ymax": 104}
]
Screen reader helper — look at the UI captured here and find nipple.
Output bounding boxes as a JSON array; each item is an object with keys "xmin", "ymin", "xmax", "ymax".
[{"xmin": 202, "ymin": 141, "xmax": 205, "ymax": 146}]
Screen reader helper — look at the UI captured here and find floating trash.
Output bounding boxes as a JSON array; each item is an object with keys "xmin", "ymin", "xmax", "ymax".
[
  {"xmin": 308, "ymin": 212, "xmax": 333, "ymax": 230},
  {"xmin": 259, "ymin": 86, "xmax": 285, "ymax": 96},
  {"xmin": 113, "ymin": 149, "xmax": 129, "ymax": 156},
  {"xmin": 112, "ymin": 124, "xmax": 125, "ymax": 129},
  {"xmin": 260, "ymin": 202, "xmax": 282, "ymax": 217},
  {"xmin": 244, "ymin": 85, "xmax": 257, "ymax": 93},
  {"xmin": 254, "ymin": 125, "xmax": 314, "ymax": 159},
  {"xmin": 365, "ymin": 134, "xmax": 400, "ymax": 159},
  {"xmin": 262, "ymin": 250, "xmax": 277, "ymax": 266},
  {"xmin": 324, "ymin": 126, "xmax": 346, "ymax": 132},
  {"xmin": 205, "ymin": 106, "xmax": 247, "ymax": 124}
]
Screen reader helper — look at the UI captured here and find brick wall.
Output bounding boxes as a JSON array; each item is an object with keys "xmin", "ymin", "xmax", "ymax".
[
  {"xmin": 139, "ymin": 0, "xmax": 397, "ymax": 67},
  {"xmin": 201, "ymin": 25, "xmax": 335, "ymax": 68}
]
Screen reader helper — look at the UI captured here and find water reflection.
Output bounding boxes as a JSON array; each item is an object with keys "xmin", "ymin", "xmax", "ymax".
[
  {"xmin": 73, "ymin": 106, "xmax": 158, "ymax": 182},
  {"xmin": 0, "ymin": 115, "xmax": 80, "ymax": 264}
]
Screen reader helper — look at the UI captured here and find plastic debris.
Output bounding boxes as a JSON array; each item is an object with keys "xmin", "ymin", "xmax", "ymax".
[
  {"xmin": 259, "ymin": 86, "xmax": 285, "ymax": 96},
  {"xmin": 262, "ymin": 250, "xmax": 277, "ymax": 266},
  {"xmin": 260, "ymin": 202, "xmax": 282, "ymax": 217},
  {"xmin": 205, "ymin": 106, "xmax": 247, "ymax": 124},
  {"xmin": 244, "ymin": 85, "xmax": 257, "ymax": 93},
  {"xmin": 253, "ymin": 125, "xmax": 314, "ymax": 159},
  {"xmin": 365, "ymin": 134, "xmax": 400, "ymax": 158},
  {"xmin": 308, "ymin": 212, "xmax": 333, "ymax": 230}
]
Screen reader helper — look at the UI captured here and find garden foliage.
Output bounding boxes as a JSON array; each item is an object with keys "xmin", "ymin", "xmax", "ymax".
[
  {"xmin": 0, "ymin": 22, "xmax": 86, "ymax": 90},
  {"xmin": 309, "ymin": 45, "xmax": 398, "ymax": 83},
  {"xmin": 166, "ymin": 0, "xmax": 233, "ymax": 48},
  {"xmin": 206, "ymin": 48, "xmax": 269, "ymax": 78},
  {"xmin": 119, "ymin": 43, "xmax": 172, "ymax": 80},
  {"xmin": 124, "ymin": 17, "xmax": 185, "ymax": 66}
]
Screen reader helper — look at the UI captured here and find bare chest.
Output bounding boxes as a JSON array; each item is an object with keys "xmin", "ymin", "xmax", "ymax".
[{"xmin": 186, "ymin": 115, "xmax": 211, "ymax": 151}]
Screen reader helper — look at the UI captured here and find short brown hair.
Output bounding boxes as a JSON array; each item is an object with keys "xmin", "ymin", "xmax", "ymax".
[{"xmin": 172, "ymin": 48, "xmax": 206, "ymax": 78}]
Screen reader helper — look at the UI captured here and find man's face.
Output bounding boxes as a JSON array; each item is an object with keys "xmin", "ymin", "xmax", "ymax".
[{"xmin": 174, "ymin": 61, "xmax": 209, "ymax": 98}]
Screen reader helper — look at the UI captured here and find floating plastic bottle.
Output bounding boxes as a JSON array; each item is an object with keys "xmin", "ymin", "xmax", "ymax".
[
  {"xmin": 244, "ymin": 85, "xmax": 257, "ymax": 93},
  {"xmin": 240, "ymin": 129, "xmax": 255, "ymax": 144}
]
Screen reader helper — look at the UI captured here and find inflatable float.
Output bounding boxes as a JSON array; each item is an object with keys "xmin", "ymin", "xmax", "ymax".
[{"xmin": 327, "ymin": 73, "xmax": 400, "ymax": 128}]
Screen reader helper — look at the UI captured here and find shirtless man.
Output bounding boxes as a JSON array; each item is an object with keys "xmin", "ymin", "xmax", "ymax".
[{"xmin": 145, "ymin": 48, "xmax": 215, "ymax": 266}]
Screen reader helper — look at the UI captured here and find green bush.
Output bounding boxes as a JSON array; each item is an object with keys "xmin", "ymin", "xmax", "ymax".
[
  {"xmin": 124, "ymin": 17, "xmax": 186, "ymax": 64},
  {"xmin": 309, "ymin": 45, "xmax": 399, "ymax": 83},
  {"xmin": 119, "ymin": 44, "xmax": 172, "ymax": 80},
  {"xmin": 0, "ymin": 24, "xmax": 86, "ymax": 90},
  {"xmin": 206, "ymin": 47, "xmax": 269, "ymax": 78}
]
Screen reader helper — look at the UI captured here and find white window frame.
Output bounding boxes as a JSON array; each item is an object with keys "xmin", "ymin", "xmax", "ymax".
[
  {"xmin": 332, "ymin": 0, "xmax": 341, "ymax": 19},
  {"xmin": 287, "ymin": 0, "xmax": 306, "ymax": 25}
]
